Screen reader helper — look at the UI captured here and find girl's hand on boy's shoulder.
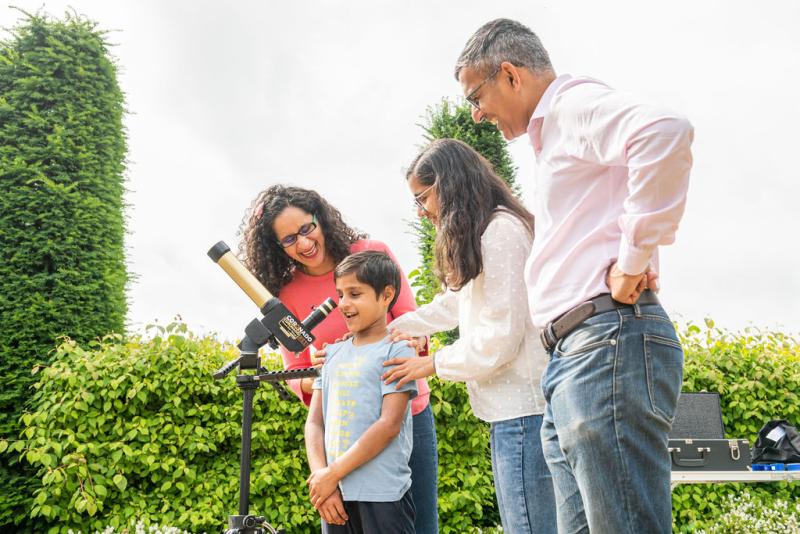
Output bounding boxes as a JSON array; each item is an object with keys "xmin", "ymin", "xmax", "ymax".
[
  {"xmin": 389, "ymin": 329, "xmax": 425, "ymax": 355},
  {"xmin": 317, "ymin": 489, "xmax": 348, "ymax": 526},
  {"xmin": 382, "ymin": 356, "xmax": 435, "ymax": 388}
]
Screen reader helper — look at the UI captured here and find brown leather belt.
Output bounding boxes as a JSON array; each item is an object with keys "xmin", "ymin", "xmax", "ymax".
[{"xmin": 540, "ymin": 290, "xmax": 661, "ymax": 352}]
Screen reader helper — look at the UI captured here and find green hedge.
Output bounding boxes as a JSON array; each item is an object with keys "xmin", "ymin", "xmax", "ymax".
[
  {"xmin": 0, "ymin": 10, "xmax": 127, "ymax": 529},
  {"xmin": 2, "ymin": 323, "xmax": 499, "ymax": 533},
  {"xmin": 4, "ymin": 321, "xmax": 797, "ymax": 533},
  {"xmin": 426, "ymin": 340, "xmax": 499, "ymax": 533},
  {"xmin": 671, "ymin": 320, "xmax": 800, "ymax": 532}
]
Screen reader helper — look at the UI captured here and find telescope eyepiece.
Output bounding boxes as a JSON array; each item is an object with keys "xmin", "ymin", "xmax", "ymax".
[{"xmin": 302, "ymin": 298, "xmax": 337, "ymax": 332}]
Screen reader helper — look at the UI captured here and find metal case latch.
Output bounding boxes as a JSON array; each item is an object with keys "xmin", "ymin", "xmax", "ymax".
[{"xmin": 728, "ymin": 439, "xmax": 741, "ymax": 461}]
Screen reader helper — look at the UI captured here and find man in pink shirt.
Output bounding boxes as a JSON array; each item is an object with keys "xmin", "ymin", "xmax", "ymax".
[{"xmin": 455, "ymin": 19, "xmax": 693, "ymax": 534}]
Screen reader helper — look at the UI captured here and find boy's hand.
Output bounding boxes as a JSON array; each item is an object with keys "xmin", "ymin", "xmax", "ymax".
[
  {"xmin": 307, "ymin": 465, "xmax": 342, "ymax": 507},
  {"xmin": 317, "ymin": 490, "xmax": 348, "ymax": 526},
  {"xmin": 382, "ymin": 356, "xmax": 435, "ymax": 388}
]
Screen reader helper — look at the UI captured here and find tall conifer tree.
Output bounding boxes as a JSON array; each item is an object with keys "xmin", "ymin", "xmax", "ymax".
[{"xmin": 0, "ymin": 10, "xmax": 128, "ymax": 528}]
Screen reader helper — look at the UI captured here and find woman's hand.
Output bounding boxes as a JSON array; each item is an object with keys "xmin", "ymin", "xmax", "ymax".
[
  {"xmin": 311, "ymin": 344, "xmax": 328, "ymax": 368},
  {"xmin": 309, "ymin": 333, "xmax": 353, "ymax": 369},
  {"xmin": 389, "ymin": 329, "xmax": 426, "ymax": 355},
  {"xmin": 300, "ymin": 343, "xmax": 331, "ymax": 394},
  {"xmin": 334, "ymin": 332, "xmax": 353, "ymax": 343},
  {"xmin": 307, "ymin": 465, "xmax": 342, "ymax": 507},
  {"xmin": 382, "ymin": 356, "xmax": 435, "ymax": 389},
  {"xmin": 299, "ymin": 376, "xmax": 315, "ymax": 394}
]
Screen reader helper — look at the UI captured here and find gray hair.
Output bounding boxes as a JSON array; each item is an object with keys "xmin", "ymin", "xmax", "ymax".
[{"xmin": 454, "ymin": 18, "xmax": 553, "ymax": 80}]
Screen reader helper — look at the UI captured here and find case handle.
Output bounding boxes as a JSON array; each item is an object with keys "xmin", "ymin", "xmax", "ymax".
[{"xmin": 670, "ymin": 446, "xmax": 711, "ymax": 467}]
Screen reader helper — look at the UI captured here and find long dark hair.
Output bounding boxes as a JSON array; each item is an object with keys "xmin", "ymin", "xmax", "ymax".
[
  {"xmin": 238, "ymin": 185, "xmax": 367, "ymax": 295},
  {"xmin": 407, "ymin": 139, "xmax": 534, "ymax": 290}
]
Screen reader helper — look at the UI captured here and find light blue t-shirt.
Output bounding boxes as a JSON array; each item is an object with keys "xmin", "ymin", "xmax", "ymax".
[{"xmin": 313, "ymin": 335, "xmax": 417, "ymax": 502}]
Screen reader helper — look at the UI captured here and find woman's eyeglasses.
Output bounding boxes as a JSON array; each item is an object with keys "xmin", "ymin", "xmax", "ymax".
[
  {"xmin": 277, "ymin": 214, "xmax": 318, "ymax": 248},
  {"xmin": 413, "ymin": 183, "xmax": 437, "ymax": 213}
]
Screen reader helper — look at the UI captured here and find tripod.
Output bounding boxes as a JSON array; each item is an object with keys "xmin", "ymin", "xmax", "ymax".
[{"xmin": 214, "ymin": 337, "xmax": 320, "ymax": 534}]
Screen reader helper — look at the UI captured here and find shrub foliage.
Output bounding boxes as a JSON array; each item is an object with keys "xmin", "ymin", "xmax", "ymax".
[
  {"xmin": 4, "ymin": 325, "xmax": 313, "ymax": 533},
  {"xmin": 2, "ymin": 323, "xmax": 798, "ymax": 532},
  {"xmin": 2, "ymin": 324, "xmax": 503, "ymax": 533},
  {"xmin": 0, "ymin": 10, "xmax": 128, "ymax": 529},
  {"xmin": 426, "ymin": 338, "xmax": 500, "ymax": 533},
  {"xmin": 671, "ymin": 320, "xmax": 800, "ymax": 532}
]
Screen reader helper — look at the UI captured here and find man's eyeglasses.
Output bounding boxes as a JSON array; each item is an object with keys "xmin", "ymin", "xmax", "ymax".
[
  {"xmin": 465, "ymin": 66, "xmax": 501, "ymax": 111},
  {"xmin": 413, "ymin": 183, "xmax": 437, "ymax": 213},
  {"xmin": 276, "ymin": 214, "xmax": 318, "ymax": 248}
]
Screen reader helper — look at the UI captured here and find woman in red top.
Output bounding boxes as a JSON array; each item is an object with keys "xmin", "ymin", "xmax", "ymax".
[{"xmin": 239, "ymin": 184, "xmax": 438, "ymax": 533}]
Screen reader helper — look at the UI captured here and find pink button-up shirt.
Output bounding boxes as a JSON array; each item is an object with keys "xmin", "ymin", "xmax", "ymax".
[{"xmin": 525, "ymin": 74, "xmax": 694, "ymax": 327}]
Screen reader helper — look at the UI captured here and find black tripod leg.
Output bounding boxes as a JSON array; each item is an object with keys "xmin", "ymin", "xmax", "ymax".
[{"xmin": 239, "ymin": 380, "xmax": 257, "ymax": 516}]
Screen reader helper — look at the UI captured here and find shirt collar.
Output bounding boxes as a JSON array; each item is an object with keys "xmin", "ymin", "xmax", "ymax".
[
  {"xmin": 528, "ymin": 74, "xmax": 573, "ymax": 152},
  {"xmin": 533, "ymin": 74, "xmax": 571, "ymax": 118}
]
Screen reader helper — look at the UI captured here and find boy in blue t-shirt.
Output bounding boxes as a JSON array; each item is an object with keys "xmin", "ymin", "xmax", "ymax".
[{"xmin": 305, "ymin": 251, "xmax": 418, "ymax": 533}]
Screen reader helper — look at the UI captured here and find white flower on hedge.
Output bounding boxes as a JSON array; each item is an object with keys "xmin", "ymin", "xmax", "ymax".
[
  {"xmin": 67, "ymin": 519, "xmax": 206, "ymax": 534},
  {"xmin": 696, "ymin": 491, "xmax": 800, "ymax": 534}
]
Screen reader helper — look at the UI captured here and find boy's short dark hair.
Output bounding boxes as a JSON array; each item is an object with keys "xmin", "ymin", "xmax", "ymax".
[{"xmin": 334, "ymin": 251, "xmax": 402, "ymax": 311}]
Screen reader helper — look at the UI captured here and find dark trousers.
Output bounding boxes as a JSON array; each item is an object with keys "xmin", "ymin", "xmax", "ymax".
[{"xmin": 322, "ymin": 490, "xmax": 416, "ymax": 534}]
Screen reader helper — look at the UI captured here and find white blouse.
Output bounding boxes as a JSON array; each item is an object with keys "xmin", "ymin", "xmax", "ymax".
[{"xmin": 389, "ymin": 210, "xmax": 547, "ymax": 423}]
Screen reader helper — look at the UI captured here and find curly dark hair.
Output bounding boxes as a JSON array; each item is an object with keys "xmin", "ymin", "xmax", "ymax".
[
  {"xmin": 238, "ymin": 185, "xmax": 367, "ymax": 296},
  {"xmin": 407, "ymin": 138, "xmax": 534, "ymax": 290}
]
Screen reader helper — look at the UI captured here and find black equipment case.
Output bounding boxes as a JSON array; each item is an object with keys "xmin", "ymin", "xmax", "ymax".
[
  {"xmin": 668, "ymin": 438, "xmax": 751, "ymax": 471},
  {"xmin": 668, "ymin": 392, "xmax": 751, "ymax": 471}
]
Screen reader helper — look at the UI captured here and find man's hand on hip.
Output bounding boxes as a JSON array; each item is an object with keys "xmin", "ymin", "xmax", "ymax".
[{"xmin": 606, "ymin": 262, "xmax": 658, "ymax": 304}]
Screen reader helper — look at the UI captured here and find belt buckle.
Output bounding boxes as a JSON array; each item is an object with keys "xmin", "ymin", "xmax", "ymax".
[{"xmin": 540, "ymin": 323, "xmax": 558, "ymax": 352}]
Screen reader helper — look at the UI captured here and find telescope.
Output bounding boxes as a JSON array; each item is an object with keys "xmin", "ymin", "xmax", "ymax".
[
  {"xmin": 208, "ymin": 241, "xmax": 335, "ymax": 357},
  {"xmin": 207, "ymin": 241, "xmax": 337, "ymax": 534}
]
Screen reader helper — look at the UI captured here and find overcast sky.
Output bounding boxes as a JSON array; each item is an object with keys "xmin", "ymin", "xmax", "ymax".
[{"xmin": 3, "ymin": 1, "xmax": 799, "ymax": 342}]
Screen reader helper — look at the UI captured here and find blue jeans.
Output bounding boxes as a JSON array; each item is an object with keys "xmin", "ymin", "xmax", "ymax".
[
  {"xmin": 409, "ymin": 403, "xmax": 439, "ymax": 534},
  {"xmin": 540, "ymin": 303, "xmax": 683, "ymax": 534},
  {"xmin": 490, "ymin": 414, "xmax": 557, "ymax": 534}
]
